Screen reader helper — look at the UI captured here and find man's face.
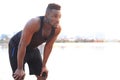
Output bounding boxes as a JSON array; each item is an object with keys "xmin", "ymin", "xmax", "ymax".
[{"xmin": 46, "ymin": 9, "xmax": 61, "ymax": 27}]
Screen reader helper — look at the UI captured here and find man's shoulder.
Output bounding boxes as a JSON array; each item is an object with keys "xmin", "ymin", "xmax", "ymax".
[
  {"xmin": 24, "ymin": 17, "xmax": 41, "ymax": 33},
  {"xmin": 29, "ymin": 17, "xmax": 40, "ymax": 23},
  {"xmin": 29, "ymin": 16, "xmax": 44, "ymax": 25},
  {"xmin": 27, "ymin": 16, "xmax": 42, "ymax": 27}
]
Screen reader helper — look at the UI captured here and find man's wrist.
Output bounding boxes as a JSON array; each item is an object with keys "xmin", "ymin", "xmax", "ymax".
[
  {"xmin": 17, "ymin": 66, "xmax": 23, "ymax": 70},
  {"xmin": 42, "ymin": 64, "xmax": 46, "ymax": 67}
]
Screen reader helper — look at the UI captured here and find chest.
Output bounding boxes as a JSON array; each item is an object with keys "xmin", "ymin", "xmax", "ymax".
[{"xmin": 42, "ymin": 26, "xmax": 53, "ymax": 39}]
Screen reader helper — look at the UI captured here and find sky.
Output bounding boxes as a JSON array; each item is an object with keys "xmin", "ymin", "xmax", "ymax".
[{"xmin": 0, "ymin": 0, "xmax": 120, "ymax": 40}]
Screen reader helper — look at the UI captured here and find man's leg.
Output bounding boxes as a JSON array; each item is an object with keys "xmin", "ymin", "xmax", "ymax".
[
  {"xmin": 26, "ymin": 48, "xmax": 43, "ymax": 78},
  {"xmin": 9, "ymin": 41, "xmax": 26, "ymax": 80},
  {"xmin": 8, "ymin": 42, "xmax": 18, "ymax": 76}
]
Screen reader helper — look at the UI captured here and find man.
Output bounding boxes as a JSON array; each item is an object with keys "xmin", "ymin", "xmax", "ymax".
[{"xmin": 8, "ymin": 3, "xmax": 61, "ymax": 80}]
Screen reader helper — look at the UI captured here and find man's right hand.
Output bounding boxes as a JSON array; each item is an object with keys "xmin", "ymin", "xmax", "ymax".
[
  {"xmin": 13, "ymin": 69, "xmax": 25, "ymax": 80},
  {"xmin": 40, "ymin": 66, "xmax": 48, "ymax": 78}
]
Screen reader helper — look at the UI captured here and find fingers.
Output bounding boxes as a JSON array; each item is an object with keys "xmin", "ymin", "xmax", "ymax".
[
  {"xmin": 13, "ymin": 69, "xmax": 25, "ymax": 80},
  {"xmin": 40, "ymin": 70, "xmax": 48, "ymax": 77},
  {"xmin": 14, "ymin": 76, "xmax": 24, "ymax": 80},
  {"xmin": 13, "ymin": 74, "xmax": 25, "ymax": 80},
  {"xmin": 22, "ymin": 74, "xmax": 25, "ymax": 79},
  {"xmin": 13, "ymin": 74, "xmax": 19, "ymax": 80},
  {"xmin": 38, "ymin": 77, "xmax": 45, "ymax": 80},
  {"xmin": 14, "ymin": 75, "xmax": 21, "ymax": 80},
  {"xmin": 19, "ymin": 74, "xmax": 25, "ymax": 80},
  {"xmin": 13, "ymin": 75, "xmax": 19, "ymax": 80},
  {"xmin": 42, "ymin": 72, "xmax": 47, "ymax": 78}
]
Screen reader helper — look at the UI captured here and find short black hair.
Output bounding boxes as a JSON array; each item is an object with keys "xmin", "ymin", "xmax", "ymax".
[{"xmin": 47, "ymin": 3, "xmax": 61, "ymax": 10}]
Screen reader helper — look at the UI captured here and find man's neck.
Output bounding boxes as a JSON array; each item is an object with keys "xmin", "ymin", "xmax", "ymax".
[{"xmin": 43, "ymin": 18, "xmax": 52, "ymax": 29}]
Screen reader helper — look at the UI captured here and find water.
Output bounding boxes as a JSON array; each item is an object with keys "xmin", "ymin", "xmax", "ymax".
[{"xmin": 0, "ymin": 43, "xmax": 120, "ymax": 80}]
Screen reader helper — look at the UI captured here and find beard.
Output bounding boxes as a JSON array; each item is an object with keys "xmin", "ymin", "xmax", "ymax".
[
  {"xmin": 45, "ymin": 18, "xmax": 52, "ymax": 26},
  {"xmin": 45, "ymin": 18, "xmax": 58, "ymax": 27},
  {"xmin": 53, "ymin": 23, "xmax": 58, "ymax": 27}
]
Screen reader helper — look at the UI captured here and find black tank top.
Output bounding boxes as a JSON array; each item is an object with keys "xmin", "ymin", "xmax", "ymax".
[{"xmin": 10, "ymin": 16, "xmax": 55, "ymax": 49}]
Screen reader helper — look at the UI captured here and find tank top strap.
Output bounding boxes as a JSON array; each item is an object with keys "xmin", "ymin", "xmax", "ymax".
[{"xmin": 39, "ymin": 16, "xmax": 44, "ymax": 33}]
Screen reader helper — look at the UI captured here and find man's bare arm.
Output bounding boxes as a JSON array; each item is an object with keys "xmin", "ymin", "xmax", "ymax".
[
  {"xmin": 17, "ymin": 18, "xmax": 40, "ymax": 69},
  {"xmin": 42, "ymin": 25, "xmax": 61, "ymax": 67}
]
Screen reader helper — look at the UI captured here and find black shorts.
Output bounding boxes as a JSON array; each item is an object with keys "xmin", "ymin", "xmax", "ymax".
[{"xmin": 8, "ymin": 41, "xmax": 42, "ymax": 76}]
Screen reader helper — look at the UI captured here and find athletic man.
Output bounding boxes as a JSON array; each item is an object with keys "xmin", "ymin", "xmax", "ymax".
[{"xmin": 8, "ymin": 3, "xmax": 61, "ymax": 80}]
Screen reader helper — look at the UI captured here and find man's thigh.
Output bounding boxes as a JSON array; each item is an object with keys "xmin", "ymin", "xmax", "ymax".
[{"xmin": 25, "ymin": 48, "xmax": 42, "ymax": 76}]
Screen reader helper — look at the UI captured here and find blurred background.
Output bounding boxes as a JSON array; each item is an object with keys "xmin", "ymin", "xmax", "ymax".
[
  {"xmin": 0, "ymin": 0, "xmax": 120, "ymax": 43},
  {"xmin": 0, "ymin": 0, "xmax": 120, "ymax": 80}
]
